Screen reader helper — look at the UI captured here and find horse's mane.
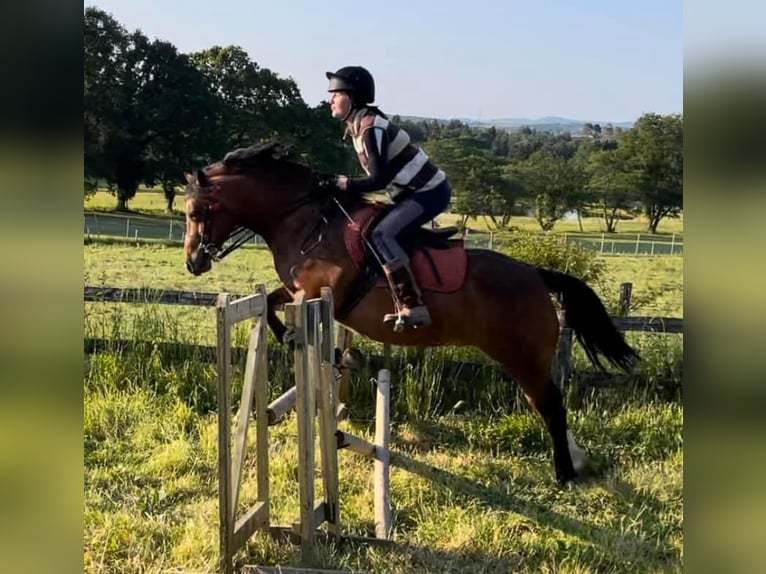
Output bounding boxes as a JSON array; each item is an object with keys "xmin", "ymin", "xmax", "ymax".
[{"xmin": 222, "ymin": 139, "xmax": 304, "ymax": 173}]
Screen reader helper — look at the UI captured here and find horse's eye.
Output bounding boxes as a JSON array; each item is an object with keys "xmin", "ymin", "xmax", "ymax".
[{"xmin": 188, "ymin": 211, "xmax": 203, "ymax": 222}]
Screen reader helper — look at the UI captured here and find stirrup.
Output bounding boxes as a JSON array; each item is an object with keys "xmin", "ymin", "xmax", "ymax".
[{"xmin": 383, "ymin": 306, "xmax": 432, "ymax": 331}]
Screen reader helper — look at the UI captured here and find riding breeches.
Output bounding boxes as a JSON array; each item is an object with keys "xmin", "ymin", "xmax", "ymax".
[{"xmin": 370, "ymin": 180, "xmax": 451, "ymax": 263}]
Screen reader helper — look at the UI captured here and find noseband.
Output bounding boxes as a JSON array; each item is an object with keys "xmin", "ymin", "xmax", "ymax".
[{"xmin": 197, "ymin": 200, "xmax": 256, "ymax": 262}]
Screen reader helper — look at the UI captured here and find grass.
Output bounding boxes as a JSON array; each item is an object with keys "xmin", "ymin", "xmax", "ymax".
[
  {"xmin": 85, "ymin": 189, "xmax": 684, "ymax": 236},
  {"xmin": 85, "ymin": 189, "xmax": 185, "ymax": 219},
  {"xmin": 83, "ymin": 225, "xmax": 683, "ymax": 572},
  {"xmin": 85, "ymin": 345, "xmax": 682, "ymax": 573},
  {"xmin": 84, "ymin": 242, "xmax": 682, "ymax": 327}
]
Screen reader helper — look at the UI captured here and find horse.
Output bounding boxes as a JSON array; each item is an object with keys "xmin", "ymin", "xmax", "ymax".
[{"xmin": 183, "ymin": 140, "xmax": 640, "ymax": 486}]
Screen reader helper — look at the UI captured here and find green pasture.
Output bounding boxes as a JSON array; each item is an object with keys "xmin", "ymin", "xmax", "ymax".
[
  {"xmin": 84, "ymin": 189, "xmax": 684, "ymax": 236},
  {"xmin": 84, "ymin": 222, "xmax": 683, "ymax": 573},
  {"xmin": 84, "ymin": 296, "xmax": 683, "ymax": 573},
  {"xmin": 84, "ymin": 242, "xmax": 682, "ymax": 324}
]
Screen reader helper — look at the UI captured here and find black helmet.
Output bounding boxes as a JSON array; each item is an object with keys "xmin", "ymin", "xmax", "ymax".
[{"xmin": 325, "ymin": 66, "xmax": 375, "ymax": 105}]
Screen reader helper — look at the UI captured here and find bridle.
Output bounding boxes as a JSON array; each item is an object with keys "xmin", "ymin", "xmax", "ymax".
[
  {"xmin": 192, "ymin": 170, "xmax": 338, "ymax": 261},
  {"xmin": 191, "ymin": 185, "xmax": 256, "ymax": 262}
]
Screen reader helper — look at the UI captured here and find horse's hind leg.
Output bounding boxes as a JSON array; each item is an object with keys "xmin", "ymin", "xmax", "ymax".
[
  {"xmin": 526, "ymin": 375, "xmax": 586, "ymax": 485},
  {"xmin": 489, "ymin": 345, "xmax": 585, "ymax": 485}
]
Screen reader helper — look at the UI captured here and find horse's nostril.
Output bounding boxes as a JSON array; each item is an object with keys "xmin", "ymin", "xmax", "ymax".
[{"xmin": 186, "ymin": 260, "xmax": 194, "ymax": 273}]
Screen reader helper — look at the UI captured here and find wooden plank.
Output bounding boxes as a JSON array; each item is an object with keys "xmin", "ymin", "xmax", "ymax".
[
  {"xmin": 232, "ymin": 502, "xmax": 269, "ymax": 552},
  {"xmin": 254, "ymin": 310, "xmax": 271, "ymax": 526},
  {"xmin": 226, "ymin": 293, "xmax": 266, "ymax": 325},
  {"xmin": 267, "ymin": 526, "xmax": 394, "ymax": 549},
  {"xmin": 336, "ymin": 431, "xmax": 377, "ymax": 459},
  {"xmin": 317, "ymin": 288, "xmax": 341, "ymax": 540},
  {"xmin": 619, "ymin": 282, "xmax": 633, "ymax": 316},
  {"xmin": 374, "ymin": 369, "xmax": 392, "ymax": 540},
  {"xmin": 231, "ymin": 320, "xmax": 261, "ymax": 513},
  {"xmin": 612, "ymin": 316, "xmax": 683, "ymax": 333},
  {"xmin": 216, "ymin": 294, "xmax": 235, "ymax": 574},
  {"xmin": 287, "ymin": 302, "xmax": 315, "ymax": 562},
  {"xmin": 85, "ymin": 286, "xmax": 683, "ymax": 334},
  {"xmin": 266, "ymin": 386, "xmax": 297, "ymax": 425},
  {"xmin": 84, "ymin": 286, "xmax": 225, "ymax": 306}
]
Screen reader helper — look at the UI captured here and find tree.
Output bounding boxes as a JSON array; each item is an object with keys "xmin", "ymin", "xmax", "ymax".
[
  {"xmin": 620, "ymin": 113, "xmax": 683, "ymax": 233},
  {"xmin": 585, "ymin": 148, "xmax": 640, "ymax": 232},
  {"xmin": 422, "ymin": 136, "xmax": 512, "ymax": 229},
  {"xmin": 142, "ymin": 41, "xmax": 220, "ymax": 212},
  {"xmin": 512, "ymin": 151, "xmax": 579, "ymax": 230},
  {"xmin": 189, "ymin": 46, "xmax": 304, "ymax": 155},
  {"xmin": 84, "ymin": 8, "xmax": 157, "ymax": 209}
]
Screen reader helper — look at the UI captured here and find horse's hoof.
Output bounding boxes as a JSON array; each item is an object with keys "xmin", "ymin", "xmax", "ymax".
[{"xmin": 558, "ymin": 474, "xmax": 581, "ymax": 490}]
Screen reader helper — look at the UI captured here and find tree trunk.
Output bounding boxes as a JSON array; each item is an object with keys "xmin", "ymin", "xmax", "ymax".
[
  {"xmin": 576, "ymin": 209, "xmax": 584, "ymax": 232},
  {"xmin": 116, "ymin": 197, "xmax": 128, "ymax": 211},
  {"xmin": 163, "ymin": 181, "xmax": 176, "ymax": 213}
]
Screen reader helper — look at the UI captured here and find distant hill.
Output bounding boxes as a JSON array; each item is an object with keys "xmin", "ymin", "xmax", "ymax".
[{"xmin": 397, "ymin": 114, "xmax": 634, "ymax": 135}]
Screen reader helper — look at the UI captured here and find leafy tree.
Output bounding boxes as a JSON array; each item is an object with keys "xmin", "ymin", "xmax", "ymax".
[
  {"xmin": 620, "ymin": 113, "xmax": 683, "ymax": 233},
  {"xmin": 189, "ymin": 46, "xmax": 303, "ymax": 155},
  {"xmin": 512, "ymin": 151, "xmax": 579, "ymax": 230},
  {"xmin": 585, "ymin": 148, "xmax": 640, "ymax": 232},
  {"xmin": 423, "ymin": 136, "xmax": 512, "ymax": 228},
  {"xmin": 85, "ymin": 8, "xmax": 156, "ymax": 209},
  {"xmin": 142, "ymin": 41, "xmax": 220, "ymax": 212}
]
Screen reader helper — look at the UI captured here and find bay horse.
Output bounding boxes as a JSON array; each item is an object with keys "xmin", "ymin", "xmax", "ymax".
[{"xmin": 183, "ymin": 141, "xmax": 639, "ymax": 486}]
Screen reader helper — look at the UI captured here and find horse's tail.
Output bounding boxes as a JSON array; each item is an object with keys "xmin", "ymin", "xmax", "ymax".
[{"xmin": 538, "ymin": 268, "xmax": 640, "ymax": 373}]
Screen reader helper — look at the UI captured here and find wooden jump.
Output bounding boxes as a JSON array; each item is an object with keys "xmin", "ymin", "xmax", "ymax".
[{"xmin": 215, "ymin": 286, "xmax": 393, "ymax": 574}]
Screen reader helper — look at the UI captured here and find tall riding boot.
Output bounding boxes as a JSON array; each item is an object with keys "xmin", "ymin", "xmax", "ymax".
[{"xmin": 382, "ymin": 259, "xmax": 432, "ymax": 328}]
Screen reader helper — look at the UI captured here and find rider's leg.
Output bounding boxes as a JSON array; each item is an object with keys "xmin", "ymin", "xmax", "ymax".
[{"xmin": 370, "ymin": 183, "xmax": 451, "ymax": 328}]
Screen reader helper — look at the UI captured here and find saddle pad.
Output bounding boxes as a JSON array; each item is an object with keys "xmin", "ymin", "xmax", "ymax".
[{"xmin": 343, "ymin": 204, "xmax": 467, "ymax": 294}]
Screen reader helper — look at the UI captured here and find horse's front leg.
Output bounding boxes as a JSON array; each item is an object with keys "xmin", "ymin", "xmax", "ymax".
[{"xmin": 266, "ymin": 286, "xmax": 294, "ymax": 344}]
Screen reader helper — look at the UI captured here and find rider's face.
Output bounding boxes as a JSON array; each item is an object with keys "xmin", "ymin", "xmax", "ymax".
[{"xmin": 330, "ymin": 91, "xmax": 352, "ymax": 119}]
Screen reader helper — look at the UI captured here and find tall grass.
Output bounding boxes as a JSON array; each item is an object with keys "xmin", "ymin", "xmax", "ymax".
[{"xmin": 84, "ymin": 234, "xmax": 682, "ymax": 572}]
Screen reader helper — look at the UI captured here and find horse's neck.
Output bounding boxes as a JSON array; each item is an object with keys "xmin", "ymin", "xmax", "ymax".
[{"xmin": 264, "ymin": 203, "xmax": 326, "ymax": 279}]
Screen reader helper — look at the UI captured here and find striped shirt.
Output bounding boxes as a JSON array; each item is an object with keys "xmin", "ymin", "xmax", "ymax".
[{"xmin": 346, "ymin": 109, "xmax": 446, "ymax": 200}]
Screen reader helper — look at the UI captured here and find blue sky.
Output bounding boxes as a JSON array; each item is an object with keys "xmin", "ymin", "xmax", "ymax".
[{"xmin": 86, "ymin": 1, "xmax": 688, "ymax": 122}]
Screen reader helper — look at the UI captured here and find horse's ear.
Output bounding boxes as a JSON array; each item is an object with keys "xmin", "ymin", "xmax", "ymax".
[
  {"xmin": 197, "ymin": 169, "xmax": 208, "ymax": 186},
  {"xmin": 185, "ymin": 172, "xmax": 195, "ymax": 185}
]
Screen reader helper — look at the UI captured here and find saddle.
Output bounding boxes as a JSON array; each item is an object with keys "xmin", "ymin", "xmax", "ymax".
[{"xmin": 342, "ymin": 202, "xmax": 468, "ymax": 295}]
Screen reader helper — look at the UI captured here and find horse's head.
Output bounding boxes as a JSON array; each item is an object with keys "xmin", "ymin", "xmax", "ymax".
[
  {"xmin": 183, "ymin": 140, "xmax": 315, "ymax": 276},
  {"xmin": 183, "ymin": 167, "xmax": 240, "ymax": 275}
]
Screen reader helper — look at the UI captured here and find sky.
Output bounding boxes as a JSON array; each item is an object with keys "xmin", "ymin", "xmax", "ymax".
[{"xmin": 83, "ymin": 1, "xmax": 691, "ymax": 122}]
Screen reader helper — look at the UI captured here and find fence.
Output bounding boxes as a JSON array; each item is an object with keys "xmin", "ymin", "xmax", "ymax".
[
  {"xmin": 84, "ymin": 212, "xmax": 682, "ymax": 255},
  {"xmin": 464, "ymin": 230, "xmax": 683, "ymax": 255},
  {"xmin": 84, "ymin": 283, "xmax": 683, "ymax": 395}
]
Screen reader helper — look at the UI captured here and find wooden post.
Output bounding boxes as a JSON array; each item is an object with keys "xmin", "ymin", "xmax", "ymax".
[
  {"xmin": 374, "ymin": 369, "xmax": 392, "ymax": 539},
  {"xmin": 554, "ymin": 307, "xmax": 578, "ymax": 406},
  {"xmin": 286, "ymin": 302, "xmax": 315, "ymax": 562},
  {"xmin": 216, "ymin": 294, "xmax": 234, "ymax": 574},
  {"xmin": 318, "ymin": 289, "xmax": 341, "ymax": 540},
  {"xmin": 254, "ymin": 288, "xmax": 270, "ymax": 526},
  {"xmin": 619, "ymin": 282, "xmax": 633, "ymax": 316}
]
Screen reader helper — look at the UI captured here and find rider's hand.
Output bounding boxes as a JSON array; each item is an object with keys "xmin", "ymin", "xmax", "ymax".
[
  {"xmin": 315, "ymin": 175, "xmax": 340, "ymax": 197},
  {"xmin": 335, "ymin": 175, "xmax": 349, "ymax": 191}
]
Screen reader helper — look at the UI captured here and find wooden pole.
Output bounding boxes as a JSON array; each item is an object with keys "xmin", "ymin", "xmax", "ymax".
[
  {"xmin": 216, "ymin": 294, "xmax": 234, "ymax": 574},
  {"xmin": 374, "ymin": 369, "xmax": 392, "ymax": 539}
]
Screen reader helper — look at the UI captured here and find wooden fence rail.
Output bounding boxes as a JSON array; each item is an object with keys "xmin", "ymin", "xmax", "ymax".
[{"xmin": 85, "ymin": 284, "xmax": 683, "ymax": 397}]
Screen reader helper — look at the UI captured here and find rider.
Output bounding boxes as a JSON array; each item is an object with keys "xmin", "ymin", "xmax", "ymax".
[{"xmin": 326, "ymin": 65, "xmax": 452, "ymax": 329}]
